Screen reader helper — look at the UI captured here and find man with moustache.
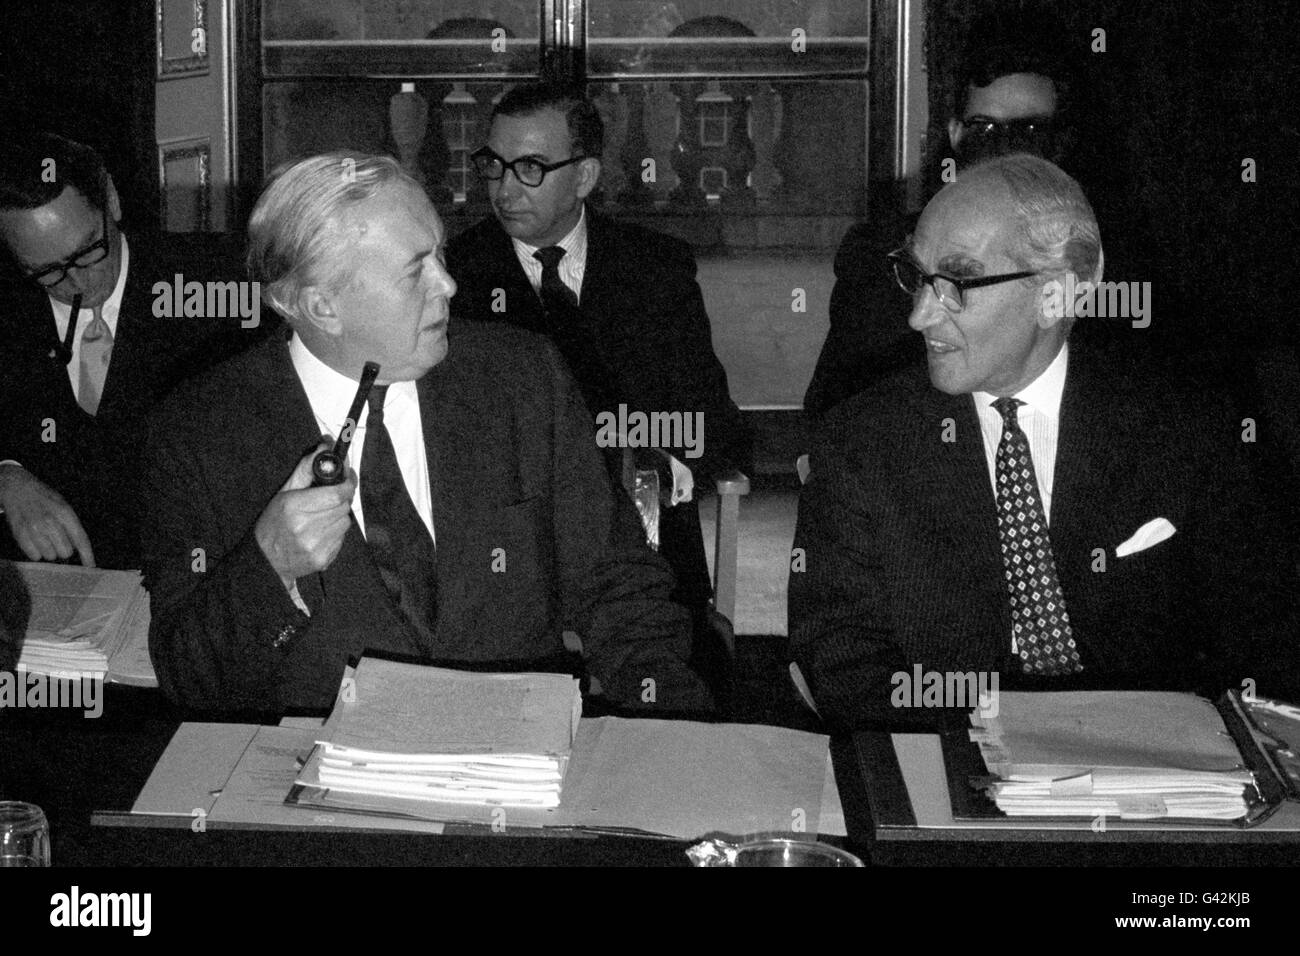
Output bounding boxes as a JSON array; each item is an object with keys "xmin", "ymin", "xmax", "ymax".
[
  {"xmin": 141, "ymin": 152, "xmax": 712, "ymax": 716},
  {"xmin": 0, "ymin": 133, "xmax": 261, "ymax": 569},
  {"xmin": 789, "ymin": 154, "xmax": 1297, "ymax": 731}
]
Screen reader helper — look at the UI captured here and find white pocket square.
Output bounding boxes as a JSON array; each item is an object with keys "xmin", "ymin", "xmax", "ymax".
[{"xmin": 1115, "ymin": 517, "xmax": 1176, "ymax": 558}]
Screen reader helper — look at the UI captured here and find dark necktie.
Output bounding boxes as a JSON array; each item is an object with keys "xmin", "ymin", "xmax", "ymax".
[
  {"xmin": 534, "ymin": 245, "xmax": 579, "ymax": 312},
  {"xmin": 992, "ymin": 397, "xmax": 1082, "ymax": 676},
  {"xmin": 532, "ymin": 246, "xmax": 618, "ymax": 416},
  {"xmin": 359, "ymin": 384, "xmax": 438, "ymax": 640}
]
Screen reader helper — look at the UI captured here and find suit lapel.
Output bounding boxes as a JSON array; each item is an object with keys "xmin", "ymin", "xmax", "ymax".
[
  {"xmin": 1047, "ymin": 351, "xmax": 1123, "ymax": 564},
  {"xmin": 0, "ymin": 283, "xmax": 79, "ymax": 399},
  {"xmin": 481, "ymin": 221, "xmax": 546, "ymax": 332},
  {"xmin": 908, "ymin": 389, "xmax": 1012, "ymax": 657},
  {"xmin": 97, "ymin": 259, "xmax": 155, "ymax": 418},
  {"xmin": 253, "ymin": 336, "xmax": 344, "ymax": 614},
  {"xmin": 577, "ymin": 209, "xmax": 613, "ymax": 318},
  {"xmin": 417, "ymin": 352, "xmax": 492, "ymax": 623}
]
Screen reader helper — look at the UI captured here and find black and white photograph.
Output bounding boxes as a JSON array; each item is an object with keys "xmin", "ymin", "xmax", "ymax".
[{"xmin": 0, "ymin": 0, "xmax": 1296, "ymax": 936}]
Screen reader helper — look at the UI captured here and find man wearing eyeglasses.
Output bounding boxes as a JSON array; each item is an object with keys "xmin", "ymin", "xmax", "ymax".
[
  {"xmin": 788, "ymin": 154, "xmax": 1297, "ymax": 731},
  {"xmin": 804, "ymin": 11, "xmax": 1103, "ymax": 422},
  {"xmin": 0, "ymin": 133, "xmax": 262, "ymax": 569},
  {"xmin": 447, "ymin": 83, "xmax": 751, "ymax": 706}
]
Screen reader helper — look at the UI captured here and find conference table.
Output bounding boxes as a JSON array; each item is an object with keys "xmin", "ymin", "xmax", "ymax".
[{"xmin": 3, "ymin": 684, "xmax": 1298, "ymax": 868}]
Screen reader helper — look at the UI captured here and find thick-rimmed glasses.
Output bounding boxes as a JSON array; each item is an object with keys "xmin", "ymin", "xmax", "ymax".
[
  {"xmin": 23, "ymin": 204, "xmax": 111, "ymax": 287},
  {"xmin": 886, "ymin": 250, "xmax": 1038, "ymax": 313},
  {"xmin": 958, "ymin": 115, "xmax": 1054, "ymax": 141},
  {"xmin": 470, "ymin": 147, "xmax": 588, "ymax": 187},
  {"xmin": 955, "ymin": 115, "xmax": 1059, "ymax": 164}
]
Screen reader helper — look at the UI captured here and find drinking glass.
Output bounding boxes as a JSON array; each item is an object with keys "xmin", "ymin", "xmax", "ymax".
[{"xmin": 0, "ymin": 802, "xmax": 50, "ymax": 867}]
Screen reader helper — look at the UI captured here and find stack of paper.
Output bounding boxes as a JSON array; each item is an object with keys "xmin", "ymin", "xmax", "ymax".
[
  {"xmin": 297, "ymin": 658, "xmax": 582, "ymax": 815},
  {"xmin": 970, "ymin": 692, "xmax": 1258, "ymax": 821},
  {"xmin": 1, "ymin": 561, "xmax": 155, "ymax": 685}
]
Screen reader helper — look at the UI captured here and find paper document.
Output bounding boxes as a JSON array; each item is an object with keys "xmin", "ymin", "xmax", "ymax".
[
  {"xmin": 556, "ymin": 716, "xmax": 844, "ymax": 839},
  {"xmin": 128, "ymin": 712, "xmax": 846, "ymax": 840},
  {"xmin": 298, "ymin": 658, "xmax": 582, "ymax": 815},
  {"xmin": 970, "ymin": 692, "xmax": 1257, "ymax": 820},
  {"xmin": 1, "ymin": 561, "xmax": 156, "ymax": 685}
]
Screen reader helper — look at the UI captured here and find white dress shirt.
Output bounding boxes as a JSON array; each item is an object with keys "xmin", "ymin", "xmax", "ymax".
[
  {"xmin": 47, "ymin": 235, "xmax": 130, "ymax": 401},
  {"xmin": 509, "ymin": 205, "xmax": 589, "ymax": 301},
  {"xmin": 289, "ymin": 334, "xmax": 435, "ymax": 543},
  {"xmin": 509, "ymin": 208, "xmax": 693, "ymax": 503},
  {"xmin": 972, "ymin": 343, "xmax": 1069, "ymax": 523}
]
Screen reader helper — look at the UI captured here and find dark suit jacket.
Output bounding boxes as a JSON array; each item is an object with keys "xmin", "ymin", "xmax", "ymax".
[
  {"xmin": 446, "ymin": 210, "xmax": 751, "ymax": 617},
  {"xmin": 802, "ymin": 219, "xmax": 924, "ymax": 422},
  {"xmin": 0, "ymin": 232, "xmax": 270, "ymax": 569},
  {"xmin": 789, "ymin": 346, "xmax": 1299, "ymax": 732},
  {"xmin": 141, "ymin": 321, "xmax": 713, "ymax": 715}
]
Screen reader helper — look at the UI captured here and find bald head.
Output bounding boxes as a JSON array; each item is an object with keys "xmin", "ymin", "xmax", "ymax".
[
  {"xmin": 954, "ymin": 154, "xmax": 1101, "ymax": 280},
  {"xmin": 906, "ymin": 155, "xmax": 1099, "ymax": 397}
]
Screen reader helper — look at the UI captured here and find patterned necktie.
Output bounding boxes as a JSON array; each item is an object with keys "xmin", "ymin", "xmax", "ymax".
[
  {"xmin": 359, "ymin": 384, "xmax": 438, "ymax": 640},
  {"xmin": 77, "ymin": 305, "xmax": 113, "ymax": 415},
  {"xmin": 992, "ymin": 396, "xmax": 1082, "ymax": 675}
]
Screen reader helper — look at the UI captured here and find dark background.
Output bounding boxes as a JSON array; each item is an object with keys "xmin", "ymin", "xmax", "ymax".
[
  {"xmin": 925, "ymin": 0, "xmax": 1300, "ymax": 365},
  {"xmin": 0, "ymin": 0, "xmax": 159, "ymax": 233},
  {"xmin": 1, "ymin": 0, "xmax": 1297, "ymax": 451},
  {"xmin": 3, "ymin": 0, "xmax": 1295, "ymax": 340}
]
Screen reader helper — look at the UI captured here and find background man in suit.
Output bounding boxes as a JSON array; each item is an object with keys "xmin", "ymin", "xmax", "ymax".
[
  {"xmin": 0, "ymin": 133, "xmax": 264, "ymax": 569},
  {"xmin": 447, "ymin": 82, "xmax": 751, "ymax": 698},
  {"xmin": 142, "ymin": 152, "xmax": 713, "ymax": 716},
  {"xmin": 790, "ymin": 154, "xmax": 1297, "ymax": 731},
  {"xmin": 803, "ymin": 10, "xmax": 1149, "ymax": 421}
]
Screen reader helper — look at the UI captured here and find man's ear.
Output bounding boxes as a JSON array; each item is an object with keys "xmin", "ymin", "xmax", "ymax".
[
  {"xmin": 297, "ymin": 285, "xmax": 343, "ymax": 336},
  {"xmin": 104, "ymin": 175, "xmax": 123, "ymax": 224},
  {"xmin": 947, "ymin": 118, "xmax": 963, "ymax": 151},
  {"xmin": 1036, "ymin": 269, "xmax": 1079, "ymax": 331},
  {"xmin": 575, "ymin": 157, "xmax": 602, "ymax": 199}
]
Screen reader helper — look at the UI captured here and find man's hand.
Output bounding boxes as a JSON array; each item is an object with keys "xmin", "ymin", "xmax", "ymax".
[
  {"xmin": 0, "ymin": 463, "xmax": 95, "ymax": 566},
  {"xmin": 254, "ymin": 444, "xmax": 356, "ymax": 587}
]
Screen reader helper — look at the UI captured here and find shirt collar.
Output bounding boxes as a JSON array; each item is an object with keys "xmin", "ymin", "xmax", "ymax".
[
  {"xmin": 511, "ymin": 204, "xmax": 588, "ymax": 264},
  {"xmin": 974, "ymin": 341, "xmax": 1069, "ymax": 420},
  {"xmin": 101, "ymin": 233, "xmax": 129, "ymax": 325},
  {"xmin": 288, "ymin": 332, "xmax": 417, "ymax": 434}
]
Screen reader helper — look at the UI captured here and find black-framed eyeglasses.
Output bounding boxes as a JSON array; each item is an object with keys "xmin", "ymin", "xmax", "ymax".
[
  {"xmin": 22, "ymin": 204, "xmax": 112, "ymax": 287},
  {"xmin": 959, "ymin": 115, "xmax": 1055, "ymax": 140},
  {"xmin": 886, "ymin": 249, "xmax": 1038, "ymax": 313},
  {"xmin": 470, "ymin": 147, "xmax": 588, "ymax": 188}
]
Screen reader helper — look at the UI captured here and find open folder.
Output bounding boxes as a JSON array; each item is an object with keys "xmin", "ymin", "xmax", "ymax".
[
  {"xmin": 127, "ymin": 660, "xmax": 846, "ymax": 840},
  {"xmin": 281, "ymin": 657, "xmax": 845, "ymax": 838},
  {"xmin": 957, "ymin": 690, "xmax": 1299, "ymax": 827}
]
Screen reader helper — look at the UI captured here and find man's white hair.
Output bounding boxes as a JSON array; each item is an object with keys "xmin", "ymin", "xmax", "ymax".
[
  {"xmin": 247, "ymin": 151, "xmax": 414, "ymax": 322},
  {"xmin": 966, "ymin": 152, "xmax": 1103, "ymax": 282}
]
